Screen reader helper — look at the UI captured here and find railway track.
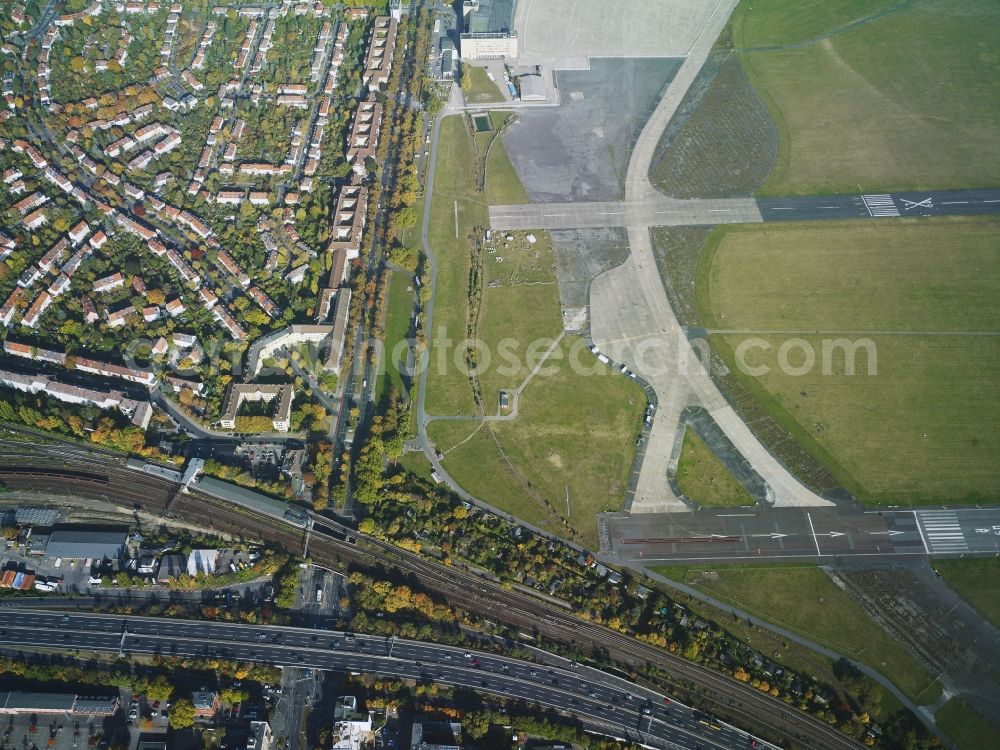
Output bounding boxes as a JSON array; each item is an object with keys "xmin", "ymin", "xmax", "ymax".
[{"xmin": 0, "ymin": 432, "xmax": 861, "ymax": 749}]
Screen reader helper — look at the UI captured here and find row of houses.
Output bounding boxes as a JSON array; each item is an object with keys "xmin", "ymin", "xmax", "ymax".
[
  {"xmin": 160, "ymin": 2, "xmax": 184, "ymax": 66},
  {"xmin": 363, "ymin": 16, "xmax": 398, "ymax": 91},
  {"xmin": 191, "ymin": 20, "xmax": 217, "ymax": 69},
  {"xmin": 0, "ymin": 366, "xmax": 153, "ymax": 429}
]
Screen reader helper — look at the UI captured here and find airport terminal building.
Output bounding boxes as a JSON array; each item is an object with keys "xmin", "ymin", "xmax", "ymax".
[{"xmin": 460, "ymin": 0, "xmax": 517, "ymax": 60}]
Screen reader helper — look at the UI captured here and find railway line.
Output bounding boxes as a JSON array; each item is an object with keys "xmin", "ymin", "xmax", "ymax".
[{"xmin": 0, "ymin": 430, "xmax": 862, "ymax": 749}]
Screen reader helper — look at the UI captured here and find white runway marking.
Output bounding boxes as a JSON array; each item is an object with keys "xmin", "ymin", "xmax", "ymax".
[
  {"xmin": 900, "ymin": 197, "xmax": 932, "ymax": 210},
  {"xmin": 863, "ymin": 194, "xmax": 900, "ymax": 217},
  {"xmin": 916, "ymin": 510, "xmax": 969, "ymax": 553}
]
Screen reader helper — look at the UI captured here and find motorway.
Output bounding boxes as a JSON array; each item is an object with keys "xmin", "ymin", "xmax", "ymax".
[
  {"xmin": 488, "ymin": 188, "xmax": 1000, "ymax": 230},
  {"xmin": 0, "ymin": 609, "xmax": 770, "ymax": 750},
  {"xmin": 603, "ymin": 507, "xmax": 1000, "ymax": 564}
]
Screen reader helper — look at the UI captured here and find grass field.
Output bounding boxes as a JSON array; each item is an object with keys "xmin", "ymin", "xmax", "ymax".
[
  {"xmin": 734, "ymin": 0, "xmax": 1000, "ymax": 194},
  {"xmin": 464, "ymin": 67, "xmax": 505, "ymax": 104},
  {"xmin": 698, "ymin": 218, "xmax": 1000, "ymax": 504},
  {"xmin": 424, "ymin": 114, "xmax": 645, "ymax": 543},
  {"xmin": 377, "ymin": 270, "xmax": 415, "ymax": 405},
  {"xmin": 397, "ymin": 450, "xmax": 435, "ymax": 484},
  {"xmin": 935, "ymin": 698, "xmax": 1000, "ymax": 750},
  {"xmin": 675, "ymin": 430, "xmax": 754, "ymax": 507},
  {"xmin": 425, "ymin": 113, "xmax": 555, "ymax": 415},
  {"xmin": 655, "ymin": 564, "xmax": 942, "ymax": 704},
  {"xmin": 933, "ymin": 558, "xmax": 1000, "ymax": 629},
  {"xmin": 428, "ymin": 336, "xmax": 646, "ymax": 548},
  {"xmin": 424, "ymin": 114, "xmax": 495, "ymax": 416}
]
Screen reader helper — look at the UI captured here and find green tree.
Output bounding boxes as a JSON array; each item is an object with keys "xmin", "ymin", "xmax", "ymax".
[{"xmin": 168, "ymin": 698, "xmax": 195, "ymax": 730}]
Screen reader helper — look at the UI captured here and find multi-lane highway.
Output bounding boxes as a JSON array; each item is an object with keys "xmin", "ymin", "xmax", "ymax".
[
  {"xmin": 604, "ymin": 507, "xmax": 1000, "ymax": 564},
  {"xmin": 0, "ymin": 609, "xmax": 768, "ymax": 750}
]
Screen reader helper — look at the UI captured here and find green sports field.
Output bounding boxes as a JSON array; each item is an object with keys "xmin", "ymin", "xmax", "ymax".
[{"xmin": 697, "ymin": 218, "xmax": 1000, "ymax": 504}]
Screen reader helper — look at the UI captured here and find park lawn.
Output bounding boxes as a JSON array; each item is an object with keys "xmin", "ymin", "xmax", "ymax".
[
  {"xmin": 697, "ymin": 218, "xmax": 1000, "ymax": 505},
  {"xmin": 427, "ymin": 419, "xmax": 548, "ymax": 528},
  {"xmin": 735, "ymin": 0, "xmax": 1000, "ymax": 194},
  {"xmin": 465, "ymin": 66, "xmax": 505, "ymax": 104},
  {"xmin": 649, "ymin": 569, "xmax": 903, "ymax": 718},
  {"xmin": 377, "ymin": 270, "xmax": 415, "ymax": 405},
  {"xmin": 935, "ymin": 698, "xmax": 1000, "ymax": 750},
  {"xmin": 430, "ymin": 337, "xmax": 647, "ymax": 548},
  {"xmin": 425, "ymin": 115, "xmax": 487, "ymax": 416},
  {"xmin": 675, "ymin": 430, "xmax": 754, "ymax": 507},
  {"xmin": 484, "ymin": 115, "xmax": 527, "ymax": 205},
  {"xmin": 477, "ymin": 230, "xmax": 562, "ymax": 402},
  {"xmin": 426, "ymin": 113, "xmax": 531, "ymax": 416},
  {"xmin": 933, "ymin": 558, "xmax": 1000, "ymax": 629},
  {"xmin": 490, "ymin": 336, "xmax": 647, "ymax": 546},
  {"xmin": 655, "ymin": 564, "xmax": 941, "ymax": 705},
  {"xmin": 397, "ymin": 450, "xmax": 436, "ymax": 484},
  {"xmin": 425, "ymin": 116, "xmax": 644, "ymax": 543}
]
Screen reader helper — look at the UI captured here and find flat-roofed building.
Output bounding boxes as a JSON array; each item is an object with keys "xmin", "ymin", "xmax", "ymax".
[
  {"xmin": 44, "ymin": 526, "xmax": 128, "ymax": 560},
  {"xmin": 0, "ymin": 691, "xmax": 118, "ymax": 716}
]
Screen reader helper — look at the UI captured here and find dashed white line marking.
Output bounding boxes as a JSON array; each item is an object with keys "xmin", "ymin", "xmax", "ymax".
[{"xmin": 942, "ymin": 201, "xmax": 969, "ymax": 205}]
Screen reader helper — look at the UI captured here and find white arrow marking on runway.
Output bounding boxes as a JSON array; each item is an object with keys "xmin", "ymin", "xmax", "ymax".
[
  {"xmin": 816, "ymin": 531, "xmax": 846, "ymax": 538},
  {"xmin": 866, "ymin": 530, "xmax": 905, "ymax": 536},
  {"xmin": 748, "ymin": 533, "xmax": 789, "ymax": 540}
]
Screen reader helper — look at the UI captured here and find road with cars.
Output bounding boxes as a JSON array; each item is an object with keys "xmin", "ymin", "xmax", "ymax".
[{"xmin": 0, "ymin": 609, "xmax": 770, "ymax": 750}]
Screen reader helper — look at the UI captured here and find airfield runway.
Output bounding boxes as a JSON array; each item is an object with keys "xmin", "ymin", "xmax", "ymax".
[
  {"xmin": 489, "ymin": 189, "xmax": 1000, "ymax": 231},
  {"xmin": 602, "ymin": 507, "xmax": 1000, "ymax": 564}
]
